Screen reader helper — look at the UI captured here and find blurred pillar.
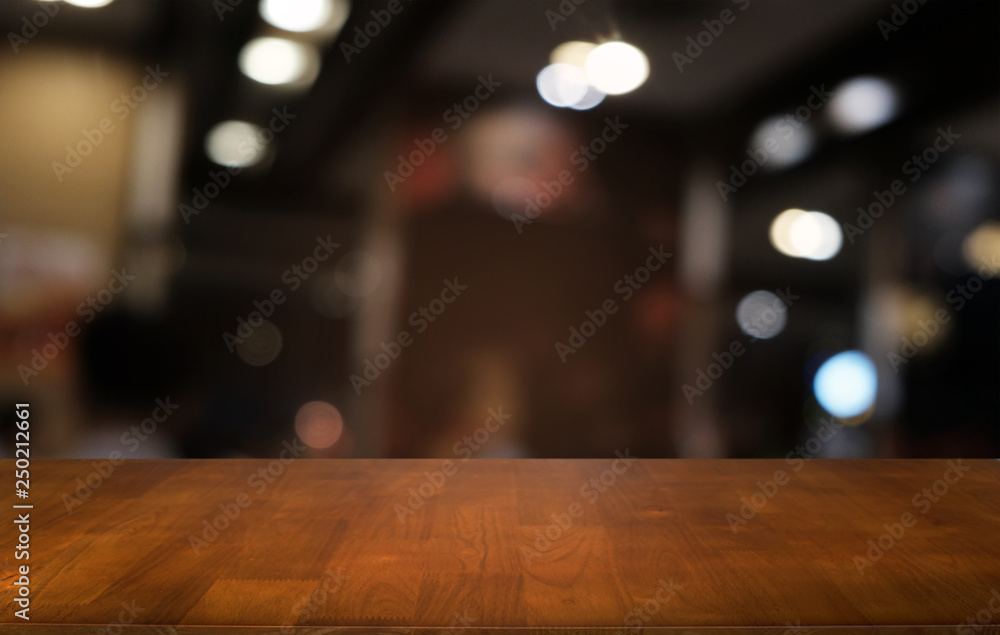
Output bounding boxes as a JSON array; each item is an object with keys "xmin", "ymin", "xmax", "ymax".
[
  {"xmin": 121, "ymin": 81, "xmax": 186, "ymax": 314},
  {"xmin": 671, "ymin": 161, "xmax": 730, "ymax": 457}
]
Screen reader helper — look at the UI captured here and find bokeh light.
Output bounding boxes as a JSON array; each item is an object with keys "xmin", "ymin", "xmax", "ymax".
[
  {"xmin": 238, "ymin": 37, "xmax": 319, "ymax": 86},
  {"xmin": 550, "ymin": 41, "xmax": 597, "ymax": 68},
  {"xmin": 962, "ymin": 220, "xmax": 1000, "ymax": 271},
  {"xmin": 536, "ymin": 63, "xmax": 589, "ymax": 108},
  {"xmin": 750, "ymin": 116, "xmax": 814, "ymax": 169},
  {"xmin": 62, "ymin": 0, "xmax": 114, "ymax": 7},
  {"xmin": 294, "ymin": 401, "xmax": 345, "ymax": 449},
  {"xmin": 584, "ymin": 41, "xmax": 649, "ymax": 95},
  {"xmin": 769, "ymin": 209, "xmax": 842, "ymax": 260},
  {"xmin": 770, "ymin": 208, "xmax": 807, "ymax": 257},
  {"xmin": 544, "ymin": 41, "xmax": 607, "ymax": 110},
  {"xmin": 788, "ymin": 210, "xmax": 842, "ymax": 261},
  {"xmin": 235, "ymin": 320, "xmax": 283, "ymax": 366},
  {"xmin": 813, "ymin": 351, "xmax": 877, "ymax": 418},
  {"xmin": 569, "ymin": 85, "xmax": 606, "ymax": 110},
  {"xmin": 259, "ymin": 0, "xmax": 349, "ymax": 33},
  {"xmin": 829, "ymin": 76, "xmax": 900, "ymax": 134},
  {"xmin": 736, "ymin": 290, "xmax": 787, "ymax": 339},
  {"xmin": 204, "ymin": 120, "xmax": 266, "ymax": 168},
  {"xmin": 897, "ymin": 290, "xmax": 949, "ymax": 354}
]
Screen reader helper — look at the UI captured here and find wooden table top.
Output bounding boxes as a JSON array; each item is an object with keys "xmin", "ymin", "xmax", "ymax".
[{"xmin": 1, "ymin": 458, "xmax": 998, "ymax": 633}]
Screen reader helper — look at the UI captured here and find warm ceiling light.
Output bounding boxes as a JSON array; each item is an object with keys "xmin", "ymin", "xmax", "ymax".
[
  {"xmin": 63, "ymin": 0, "xmax": 115, "ymax": 7},
  {"xmin": 787, "ymin": 210, "xmax": 842, "ymax": 261},
  {"xmin": 260, "ymin": 0, "xmax": 340, "ymax": 32},
  {"xmin": 770, "ymin": 209, "xmax": 842, "ymax": 261},
  {"xmin": 769, "ymin": 208, "xmax": 807, "ymax": 257},
  {"xmin": 584, "ymin": 41, "xmax": 649, "ymax": 95},
  {"xmin": 238, "ymin": 37, "xmax": 319, "ymax": 86},
  {"xmin": 204, "ymin": 120, "xmax": 265, "ymax": 168},
  {"xmin": 550, "ymin": 41, "xmax": 597, "ymax": 68}
]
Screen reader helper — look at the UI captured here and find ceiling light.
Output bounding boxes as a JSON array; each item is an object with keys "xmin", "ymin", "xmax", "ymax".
[
  {"xmin": 238, "ymin": 37, "xmax": 319, "ymax": 86},
  {"xmin": 205, "ymin": 120, "xmax": 266, "ymax": 168},
  {"xmin": 63, "ymin": 0, "xmax": 115, "ymax": 7},
  {"xmin": 259, "ymin": 0, "xmax": 346, "ymax": 33},
  {"xmin": 584, "ymin": 41, "xmax": 649, "ymax": 95},
  {"xmin": 829, "ymin": 76, "xmax": 900, "ymax": 134},
  {"xmin": 536, "ymin": 63, "xmax": 589, "ymax": 108}
]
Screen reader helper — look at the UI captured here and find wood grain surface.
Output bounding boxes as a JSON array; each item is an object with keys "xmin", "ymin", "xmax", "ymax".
[{"xmin": 1, "ymin": 459, "xmax": 998, "ymax": 633}]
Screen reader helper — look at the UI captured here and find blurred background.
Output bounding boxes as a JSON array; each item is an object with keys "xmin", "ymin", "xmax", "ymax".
[{"xmin": 0, "ymin": 0, "xmax": 997, "ymax": 460}]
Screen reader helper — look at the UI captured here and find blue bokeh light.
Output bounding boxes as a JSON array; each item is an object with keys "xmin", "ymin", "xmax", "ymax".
[{"xmin": 813, "ymin": 351, "xmax": 877, "ymax": 418}]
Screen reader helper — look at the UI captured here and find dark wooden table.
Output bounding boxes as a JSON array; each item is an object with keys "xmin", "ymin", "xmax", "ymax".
[{"xmin": 1, "ymin": 459, "xmax": 998, "ymax": 633}]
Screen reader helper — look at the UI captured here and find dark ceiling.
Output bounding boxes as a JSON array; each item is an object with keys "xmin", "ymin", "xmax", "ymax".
[{"xmin": 1, "ymin": 0, "xmax": 997, "ymax": 210}]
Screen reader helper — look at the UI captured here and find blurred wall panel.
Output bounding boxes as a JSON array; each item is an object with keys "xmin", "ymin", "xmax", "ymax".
[
  {"xmin": 0, "ymin": 47, "xmax": 135, "ymax": 259},
  {"xmin": 0, "ymin": 46, "xmax": 138, "ymax": 453}
]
